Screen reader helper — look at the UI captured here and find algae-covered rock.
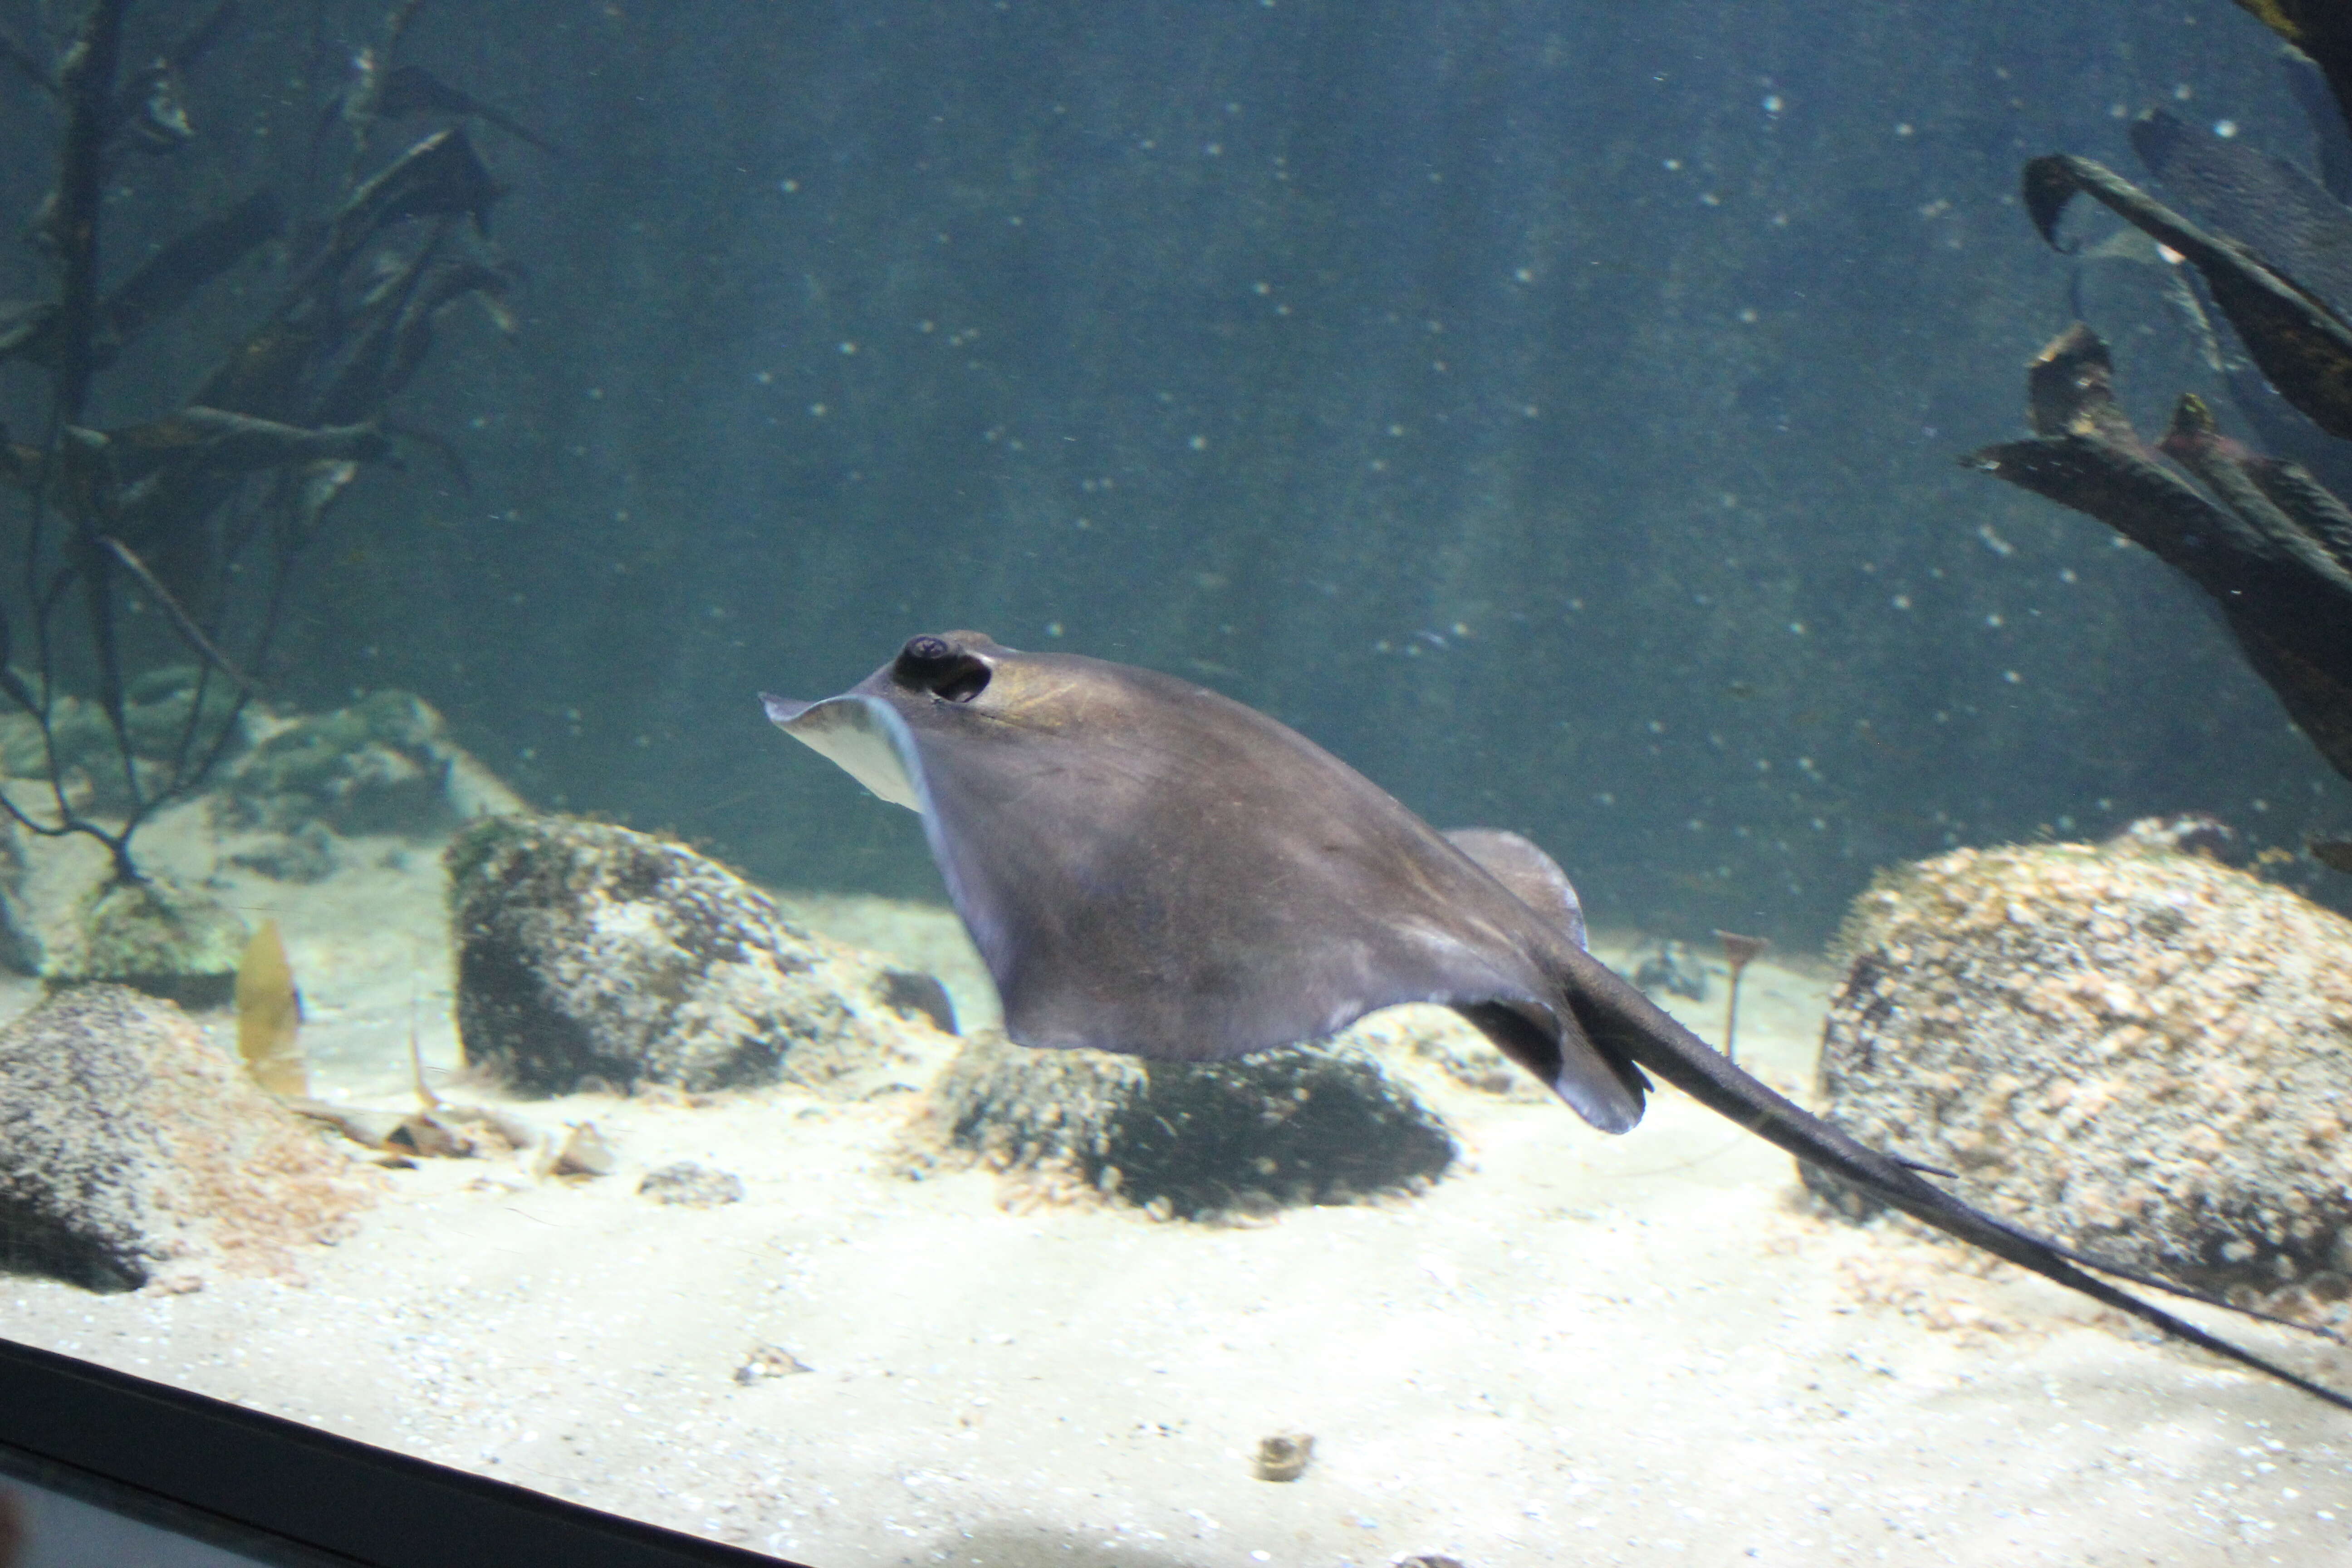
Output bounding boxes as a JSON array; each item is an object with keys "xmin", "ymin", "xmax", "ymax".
[
  {"xmin": 446, "ymin": 815, "xmax": 946, "ymax": 1096},
  {"xmin": 224, "ymin": 821, "xmax": 340, "ymax": 883},
  {"xmin": 1811, "ymin": 826, "xmax": 2352, "ymax": 1301},
  {"xmin": 0, "ymin": 826, "xmax": 40, "ymax": 977},
  {"xmin": 42, "ymin": 877, "xmax": 249, "ymax": 1009},
  {"xmin": 904, "ymin": 1030, "xmax": 1457, "ymax": 1220},
  {"xmin": 226, "ymin": 689, "xmax": 461, "ymax": 837},
  {"xmin": 0, "ymin": 666, "xmax": 249, "ymax": 814},
  {"xmin": 639, "ymin": 1161, "xmax": 745, "ymax": 1207},
  {"xmin": 0, "ymin": 985, "xmax": 374, "ymax": 1290}
]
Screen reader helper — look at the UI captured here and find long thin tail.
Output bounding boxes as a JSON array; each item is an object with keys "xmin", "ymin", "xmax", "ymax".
[{"xmin": 1550, "ymin": 944, "xmax": 2352, "ymax": 1414}]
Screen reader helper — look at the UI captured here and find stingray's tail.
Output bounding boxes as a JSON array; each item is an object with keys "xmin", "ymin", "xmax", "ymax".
[{"xmin": 1547, "ymin": 944, "xmax": 2352, "ymax": 1415}]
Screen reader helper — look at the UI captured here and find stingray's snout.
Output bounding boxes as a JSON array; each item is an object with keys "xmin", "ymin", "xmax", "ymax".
[{"xmin": 895, "ymin": 633, "xmax": 994, "ymax": 703}]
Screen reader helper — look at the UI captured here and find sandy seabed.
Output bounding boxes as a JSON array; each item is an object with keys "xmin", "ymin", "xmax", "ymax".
[{"xmin": 3, "ymin": 804, "xmax": 2352, "ymax": 1568}]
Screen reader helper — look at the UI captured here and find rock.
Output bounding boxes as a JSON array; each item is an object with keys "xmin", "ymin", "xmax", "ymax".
[
  {"xmin": 1254, "ymin": 1433, "xmax": 1313, "ymax": 1482},
  {"xmin": 877, "ymin": 968, "xmax": 957, "ymax": 1034},
  {"xmin": 2105, "ymin": 811, "xmax": 2241, "ymax": 863},
  {"xmin": 225, "ymin": 690, "xmax": 451, "ymax": 836},
  {"xmin": 447, "ymin": 815, "xmax": 943, "ymax": 1096},
  {"xmin": 905, "ymin": 1031, "xmax": 1457, "ymax": 1220},
  {"xmin": 1810, "ymin": 830, "xmax": 2352, "ymax": 1301},
  {"xmin": 41, "ymin": 877, "xmax": 248, "ymax": 1009},
  {"xmin": 225, "ymin": 823, "xmax": 340, "ymax": 883},
  {"xmin": 0, "ymin": 827, "xmax": 40, "ymax": 976},
  {"xmin": 1340, "ymin": 1003, "xmax": 1552, "ymax": 1102},
  {"xmin": 549, "ymin": 1122, "xmax": 615, "ymax": 1177},
  {"xmin": 0, "ymin": 665, "xmax": 248, "ymax": 816},
  {"xmin": 733, "ymin": 1343, "xmax": 811, "ymax": 1383},
  {"xmin": 1632, "ymin": 938, "xmax": 1710, "ymax": 1001},
  {"xmin": 639, "ymin": 1161, "xmax": 743, "ymax": 1207},
  {"xmin": 0, "ymin": 986, "xmax": 373, "ymax": 1289},
  {"xmin": 225, "ymin": 690, "xmax": 484, "ymax": 838}
]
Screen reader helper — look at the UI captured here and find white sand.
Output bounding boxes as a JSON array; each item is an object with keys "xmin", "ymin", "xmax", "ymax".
[{"xmin": 3, "ymin": 804, "xmax": 2351, "ymax": 1567}]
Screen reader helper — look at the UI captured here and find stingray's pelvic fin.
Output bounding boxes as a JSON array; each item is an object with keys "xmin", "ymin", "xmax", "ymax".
[{"xmin": 1452, "ymin": 1000, "xmax": 1647, "ymax": 1133}]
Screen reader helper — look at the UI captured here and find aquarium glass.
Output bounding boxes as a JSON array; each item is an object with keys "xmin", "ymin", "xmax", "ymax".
[{"xmin": 1, "ymin": 2, "xmax": 2349, "ymax": 1565}]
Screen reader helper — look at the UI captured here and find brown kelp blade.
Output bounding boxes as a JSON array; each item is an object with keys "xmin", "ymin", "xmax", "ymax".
[
  {"xmin": 2160, "ymin": 393, "xmax": 2352, "ymax": 591},
  {"xmin": 2021, "ymin": 320, "xmax": 2143, "ymax": 445},
  {"xmin": 0, "ymin": 193, "xmax": 283, "ymax": 375},
  {"xmin": 1970, "ymin": 327, "xmax": 2352, "ymax": 664},
  {"xmin": 1968, "ymin": 326, "xmax": 2352, "ymax": 784},
  {"xmin": 2156, "ymin": 400, "xmax": 2352, "ymax": 776},
  {"xmin": 2232, "ymin": 622, "xmax": 2352, "ymax": 786},
  {"xmin": 2234, "ymin": 1, "xmax": 2352, "ymax": 140},
  {"xmin": 2023, "ymin": 152, "xmax": 2352, "ymax": 439},
  {"xmin": 2130, "ymin": 108, "xmax": 2352, "ymax": 316},
  {"xmin": 1969, "ymin": 328, "xmax": 2285, "ymax": 574},
  {"xmin": 97, "ymin": 189, "xmax": 284, "ymax": 357},
  {"xmin": 324, "ymin": 128, "xmax": 500, "ymax": 260},
  {"xmin": 376, "ymin": 64, "xmax": 563, "ymax": 156},
  {"xmin": 107, "ymin": 408, "xmax": 391, "ymax": 478},
  {"xmin": 194, "ymin": 133, "xmax": 504, "ymax": 425}
]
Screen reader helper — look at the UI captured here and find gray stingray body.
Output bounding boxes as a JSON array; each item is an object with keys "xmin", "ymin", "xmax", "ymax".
[
  {"xmin": 767, "ymin": 630, "xmax": 1638, "ymax": 1129},
  {"xmin": 766, "ymin": 631, "xmax": 2352, "ymax": 1413}
]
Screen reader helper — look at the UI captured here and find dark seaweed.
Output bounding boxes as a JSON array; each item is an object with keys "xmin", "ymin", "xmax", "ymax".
[
  {"xmin": 0, "ymin": 0, "xmax": 519, "ymax": 882},
  {"xmin": 1975, "ymin": 67, "xmax": 2352, "ymax": 809}
]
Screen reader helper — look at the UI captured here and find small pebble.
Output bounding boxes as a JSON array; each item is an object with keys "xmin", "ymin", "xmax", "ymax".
[
  {"xmin": 1254, "ymin": 1432, "xmax": 1313, "ymax": 1482},
  {"xmin": 734, "ymin": 1343, "xmax": 813, "ymax": 1384},
  {"xmin": 639, "ymin": 1161, "xmax": 745, "ymax": 1207}
]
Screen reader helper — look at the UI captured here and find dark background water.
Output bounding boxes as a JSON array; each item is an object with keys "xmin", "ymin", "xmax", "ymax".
[{"xmin": 0, "ymin": 0, "xmax": 2342, "ymax": 948}]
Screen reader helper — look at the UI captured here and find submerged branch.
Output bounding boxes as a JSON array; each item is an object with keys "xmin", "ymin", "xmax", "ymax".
[{"xmin": 98, "ymin": 538, "xmax": 261, "ymax": 699}]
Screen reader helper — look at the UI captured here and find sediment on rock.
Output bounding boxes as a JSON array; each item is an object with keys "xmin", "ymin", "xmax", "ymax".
[
  {"xmin": 446, "ymin": 815, "xmax": 950, "ymax": 1097},
  {"xmin": 1811, "ymin": 828, "xmax": 2352, "ymax": 1305},
  {"xmin": 39, "ymin": 877, "xmax": 249, "ymax": 1010},
  {"xmin": 0, "ymin": 986, "xmax": 374, "ymax": 1290},
  {"xmin": 903, "ymin": 1030, "xmax": 1457, "ymax": 1220}
]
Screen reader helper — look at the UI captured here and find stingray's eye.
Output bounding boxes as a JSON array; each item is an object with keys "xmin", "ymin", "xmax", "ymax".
[{"xmin": 894, "ymin": 635, "xmax": 992, "ymax": 703}]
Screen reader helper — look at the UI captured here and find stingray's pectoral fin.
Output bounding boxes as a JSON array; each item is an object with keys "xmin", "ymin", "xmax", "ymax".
[
  {"xmin": 1452, "ymin": 1000, "xmax": 1649, "ymax": 1133},
  {"xmin": 762, "ymin": 691, "xmax": 925, "ymax": 813}
]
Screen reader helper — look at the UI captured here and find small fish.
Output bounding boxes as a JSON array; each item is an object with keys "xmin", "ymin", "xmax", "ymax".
[{"xmin": 234, "ymin": 918, "xmax": 305, "ymax": 1098}]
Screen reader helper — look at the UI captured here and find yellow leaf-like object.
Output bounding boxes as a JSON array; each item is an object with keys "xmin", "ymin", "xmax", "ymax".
[{"xmin": 235, "ymin": 919, "xmax": 307, "ymax": 1098}]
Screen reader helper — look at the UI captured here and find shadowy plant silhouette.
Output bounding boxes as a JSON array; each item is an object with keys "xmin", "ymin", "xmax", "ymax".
[{"xmin": 0, "ymin": 0, "xmax": 528, "ymax": 882}]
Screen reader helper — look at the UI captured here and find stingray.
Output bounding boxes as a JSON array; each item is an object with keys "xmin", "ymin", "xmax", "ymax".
[{"xmin": 765, "ymin": 631, "xmax": 2352, "ymax": 1412}]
